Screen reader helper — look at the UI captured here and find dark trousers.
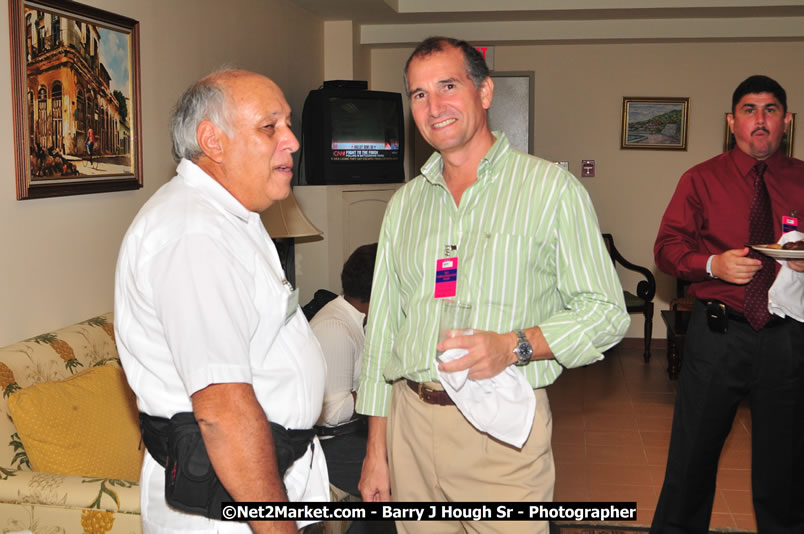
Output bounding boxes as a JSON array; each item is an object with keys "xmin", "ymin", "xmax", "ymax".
[
  {"xmin": 651, "ymin": 300, "xmax": 804, "ymax": 534},
  {"xmin": 319, "ymin": 430, "xmax": 367, "ymax": 497},
  {"xmin": 319, "ymin": 429, "xmax": 396, "ymax": 534}
]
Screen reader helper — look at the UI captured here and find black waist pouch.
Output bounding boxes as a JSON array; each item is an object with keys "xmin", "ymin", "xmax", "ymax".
[{"xmin": 139, "ymin": 411, "xmax": 315, "ymax": 519}]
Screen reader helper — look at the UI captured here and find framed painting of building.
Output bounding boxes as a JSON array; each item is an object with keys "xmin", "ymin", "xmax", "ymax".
[
  {"xmin": 8, "ymin": 0, "xmax": 142, "ymax": 200},
  {"xmin": 621, "ymin": 97, "xmax": 689, "ymax": 150}
]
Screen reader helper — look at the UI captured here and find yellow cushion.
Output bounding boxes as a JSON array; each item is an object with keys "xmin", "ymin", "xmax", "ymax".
[{"xmin": 8, "ymin": 364, "xmax": 143, "ymax": 481}]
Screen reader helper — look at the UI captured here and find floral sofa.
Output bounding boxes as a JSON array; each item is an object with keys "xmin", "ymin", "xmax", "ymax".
[{"xmin": 0, "ymin": 313, "xmax": 142, "ymax": 534}]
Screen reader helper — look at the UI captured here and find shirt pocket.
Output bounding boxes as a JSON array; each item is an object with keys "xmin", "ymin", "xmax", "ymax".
[
  {"xmin": 252, "ymin": 257, "xmax": 291, "ymax": 353},
  {"xmin": 457, "ymin": 230, "xmax": 556, "ymax": 331}
]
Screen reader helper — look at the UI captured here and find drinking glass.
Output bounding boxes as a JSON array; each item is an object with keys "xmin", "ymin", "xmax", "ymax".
[{"xmin": 436, "ymin": 299, "xmax": 472, "ymax": 361}]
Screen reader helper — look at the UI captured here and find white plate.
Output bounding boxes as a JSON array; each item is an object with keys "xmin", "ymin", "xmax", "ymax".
[{"xmin": 750, "ymin": 245, "xmax": 804, "ymax": 260}]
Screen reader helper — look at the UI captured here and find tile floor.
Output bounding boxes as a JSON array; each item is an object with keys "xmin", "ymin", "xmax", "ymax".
[{"xmin": 546, "ymin": 339, "xmax": 757, "ymax": 532}]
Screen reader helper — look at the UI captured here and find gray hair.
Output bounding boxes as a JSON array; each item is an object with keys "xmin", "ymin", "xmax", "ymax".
[
  {"xmin": 403, "ymin": 36, "xmax": 490, "ymax": 95},
  {"xmin": 169, "ymin": 73, "xmax": 234, "ymax": 163}
]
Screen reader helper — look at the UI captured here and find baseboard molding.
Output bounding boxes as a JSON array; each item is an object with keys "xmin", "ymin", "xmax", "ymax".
[
  {"xmin": 551, "ymin": 523, "xmax": 649, "ymax": 534},
  {"xmin": 614, "ymin": 337, "xmax": 668, "ymax": 351},
  {"xmin": 551, "ymin": 523, "xmax": 753, "ymax": 534}
]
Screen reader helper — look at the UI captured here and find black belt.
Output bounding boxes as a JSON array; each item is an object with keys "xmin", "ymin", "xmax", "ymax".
[
  {"xmin": 699, "ymin": 300, "xmax": 790, "ymax": 329},
  {"xmin": 315, "ymin": 417, "xmax": 367, "ymax": 438},
  {"xmin": 138, "ymin": 412, "xmax": 313, "ymax": 519},
  {"xmin": 139, "ymin": 412, "xmax": 315, "ymax": 472}
]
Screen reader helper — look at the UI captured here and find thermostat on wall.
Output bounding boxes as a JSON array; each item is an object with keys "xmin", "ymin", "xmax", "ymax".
[{"xmin": 581, "ymin": 160, "xmax": 595, "ymax": 177}]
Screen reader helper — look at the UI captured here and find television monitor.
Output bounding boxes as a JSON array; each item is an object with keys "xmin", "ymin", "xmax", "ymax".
[{"xmin": 302, "ymin": 86, "xmax": 405, "ymax": 185}]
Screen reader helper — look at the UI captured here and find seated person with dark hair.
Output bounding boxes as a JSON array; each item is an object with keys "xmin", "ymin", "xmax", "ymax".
[{"xmin": 311, "ymin": 243, "xmax": 377, "ymax": 497}]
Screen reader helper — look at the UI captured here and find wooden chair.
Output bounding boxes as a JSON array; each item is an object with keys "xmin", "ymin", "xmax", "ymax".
[
  {"xmin": 661, "ymin": 279, "xmax": 693, "ymax": 379},
  {"xmin": 601, "ymin": 233, "xmax": 657, "ymax": 361}
]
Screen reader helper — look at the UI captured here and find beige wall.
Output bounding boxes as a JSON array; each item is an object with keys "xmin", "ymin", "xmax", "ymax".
[
  {"xmin": 370, "ymin": 41, "xmax": 804, "ymax": 339},
  {"xmin": 0, "ymin": 0, "xmax": 323, "ymax": 346},
  {"xmin": 324, "ymin": 21, "xmax": 354, "ymax": 80},
  {"xmin": 3, "ymin": 1, "xmax": 802, "ymax": 347}
]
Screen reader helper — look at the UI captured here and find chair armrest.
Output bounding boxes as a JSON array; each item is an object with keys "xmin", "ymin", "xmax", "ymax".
[
  {"xmin": 0, "ymin": 467, "xmax": 140, "ymax": 513},
  {"xmin": 602, "ymin": 233, "xmax": 656, "ymax": 301},
  {"xmin": 670, "ymin": 295, "xmax": 695, "ymax": 312}
]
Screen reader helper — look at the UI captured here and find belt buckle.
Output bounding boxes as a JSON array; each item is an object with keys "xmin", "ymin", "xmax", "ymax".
[{"xmin": 417, "ymin": 382, "xmax": 425, "ymax": 401}]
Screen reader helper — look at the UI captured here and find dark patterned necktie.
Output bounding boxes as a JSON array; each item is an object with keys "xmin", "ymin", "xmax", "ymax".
[{"xmin": 744, "ymin": 161, "xmax": 775, "ymax": 330}]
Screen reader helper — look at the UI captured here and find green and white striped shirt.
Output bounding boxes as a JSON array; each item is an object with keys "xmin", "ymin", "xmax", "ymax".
[{"xmin": 356, "ymin": 133, "xmax": 630, "ymax": 417}]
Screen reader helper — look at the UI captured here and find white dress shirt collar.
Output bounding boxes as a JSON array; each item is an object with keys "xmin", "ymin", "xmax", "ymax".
[{"xmin": 177, "ymin": 158, "xmax": 254, "ymax": 224}]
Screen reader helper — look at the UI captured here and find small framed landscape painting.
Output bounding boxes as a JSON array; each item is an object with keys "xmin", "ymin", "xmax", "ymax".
[{"xmin": 621, "ymin": 97, "xmax": 689, "ymax": 150}]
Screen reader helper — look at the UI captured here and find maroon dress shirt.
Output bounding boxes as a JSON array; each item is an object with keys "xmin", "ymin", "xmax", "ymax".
[{"xmin": 655, "ymin": 147, "xmax": 804, "ymax": 314}]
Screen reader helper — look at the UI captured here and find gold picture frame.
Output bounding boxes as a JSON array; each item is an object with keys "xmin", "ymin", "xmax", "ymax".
[
  {"xmin": 8, "ymin": 0, "xmax": 142, "ymax": 199},
  {"xmin": 621, "ymin": 97, "xmax": 689, "ymax": 150},
  {"xmin": 723, "ymin": 112, "xmax": 795, "ymax": 158}
]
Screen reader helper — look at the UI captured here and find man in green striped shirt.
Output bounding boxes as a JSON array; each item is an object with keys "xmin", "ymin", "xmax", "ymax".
[{"xmin": 356, "ymin": 36, "xmax": 629, "ymax": 533}]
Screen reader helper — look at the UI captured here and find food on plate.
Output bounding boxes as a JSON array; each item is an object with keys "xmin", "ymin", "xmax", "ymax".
[{"xmin": 782, "ymin": 239, "xmax": 804, "ymax": 251}]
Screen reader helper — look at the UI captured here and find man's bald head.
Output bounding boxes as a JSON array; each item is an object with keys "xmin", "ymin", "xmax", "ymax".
[{"xmin": 169, "ymin": 69, "xmax": 274, "ymax": 163}]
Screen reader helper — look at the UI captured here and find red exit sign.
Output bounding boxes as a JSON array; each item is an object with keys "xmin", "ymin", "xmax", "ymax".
[{"xmin": 474, "ymin": 45, "xmax": 495, "ymax": 70}]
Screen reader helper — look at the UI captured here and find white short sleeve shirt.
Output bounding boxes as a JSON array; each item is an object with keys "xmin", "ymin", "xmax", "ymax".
[
  {"xmin": 115, "ymin": 159, "xmax": 328, "ymax": 531},
  {"xmin": 309, "ymin": 296, "xmax": 365, "ymax": 426}
]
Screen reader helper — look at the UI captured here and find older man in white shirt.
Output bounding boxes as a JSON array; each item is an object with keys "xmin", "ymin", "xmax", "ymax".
[{"xmin": 115, "ymin": 70, "xmax": 328, "ymax": 534}]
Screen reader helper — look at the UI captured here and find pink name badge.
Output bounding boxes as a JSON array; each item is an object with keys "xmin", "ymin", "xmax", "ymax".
[
  {"xmin": 782, "ymin": 216, "xmax": 798, "ymax": 233},
  {"xmin": 434, "ymin": 257, "xmax": 458, "ymax": 299}
]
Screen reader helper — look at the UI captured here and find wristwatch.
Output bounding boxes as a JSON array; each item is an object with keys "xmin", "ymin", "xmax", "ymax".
[{"xmin": 512, "ymin": 329, "xmax": 533, "ymax": 366}]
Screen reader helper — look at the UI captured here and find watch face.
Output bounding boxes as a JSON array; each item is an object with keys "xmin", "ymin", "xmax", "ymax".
[
  {"xmin": 515, "ymin": 343, "xmax": 532, "ymax": 365},
  {"xmin": 513, "ymin": 330, "xmax": 532, "ymax": 365}
]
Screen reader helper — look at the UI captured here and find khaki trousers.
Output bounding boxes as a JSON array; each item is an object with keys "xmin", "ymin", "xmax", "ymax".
[{"xmin": 387, "ymin": 380, "xmax": 554, "ymax": 534}]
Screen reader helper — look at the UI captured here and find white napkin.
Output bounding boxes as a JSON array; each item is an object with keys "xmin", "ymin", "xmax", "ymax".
[
  {"xmin": 436, "ymin": 348, "xmax": 536, "ymax": 448},
  {"xmin": 768, "ymin": 230, "xmax": 804, "ymax": 322}
]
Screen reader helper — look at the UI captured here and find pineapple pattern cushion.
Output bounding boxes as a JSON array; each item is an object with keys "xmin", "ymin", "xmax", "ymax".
[{"xmin": 0, "ymin": 313, "xmax": 119, "ymax": 470}]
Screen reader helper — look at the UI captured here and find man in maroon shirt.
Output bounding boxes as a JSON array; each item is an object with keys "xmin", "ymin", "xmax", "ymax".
[{"xmin": 652, "ymin": 75, "xmax": 804, "ymax": 534}]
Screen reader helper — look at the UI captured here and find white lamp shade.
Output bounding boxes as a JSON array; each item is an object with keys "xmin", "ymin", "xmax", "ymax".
[{"xmin": 261, "ymin": 189, "xmax": 323, "ymax": 239}]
